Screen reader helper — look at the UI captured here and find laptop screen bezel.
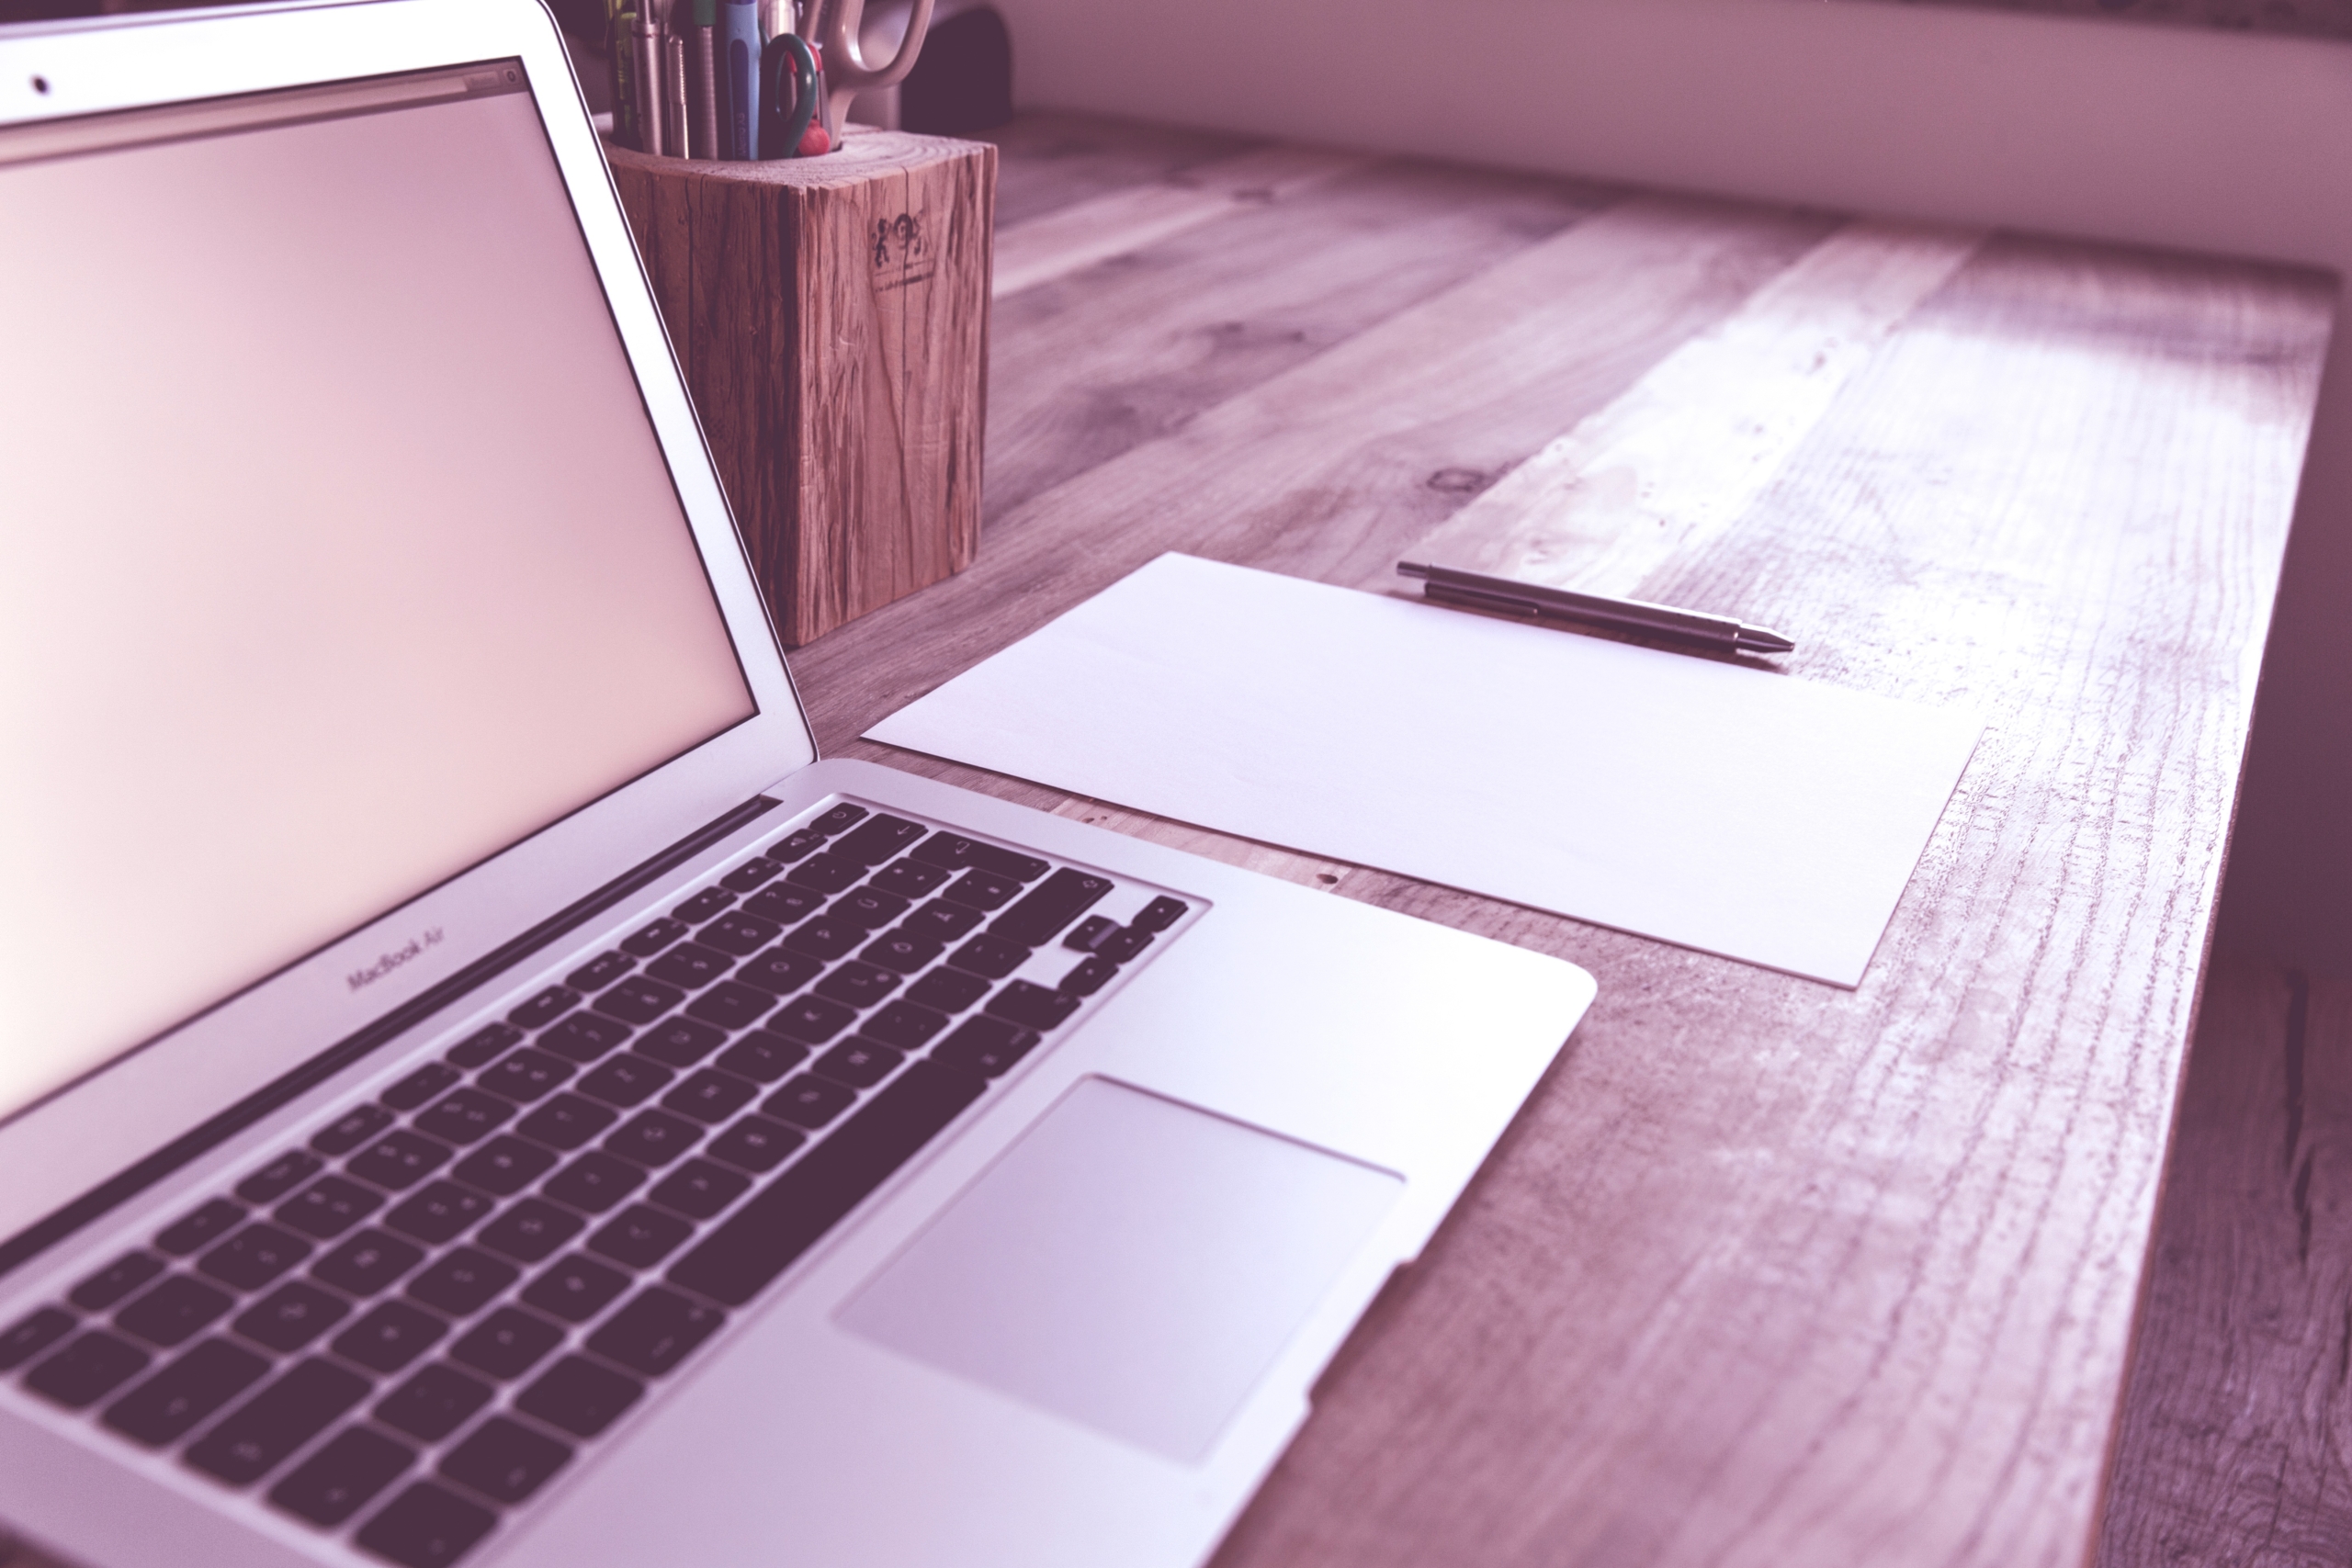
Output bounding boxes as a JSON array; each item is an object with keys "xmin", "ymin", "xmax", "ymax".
[{"xmin": 0, "ymin": 0, "xmax": 823, "ymax": 1265}]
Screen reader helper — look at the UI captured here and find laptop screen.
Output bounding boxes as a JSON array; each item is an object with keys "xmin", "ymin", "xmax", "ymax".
[{"xmin": 0, "ymin": 64, "xmax": 757, "ymax": 1125}]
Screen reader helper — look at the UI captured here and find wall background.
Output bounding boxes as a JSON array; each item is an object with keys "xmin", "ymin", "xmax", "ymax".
[{"xmin": 986, "ymin": 0, "xmax": 2352, "ymax": 980}]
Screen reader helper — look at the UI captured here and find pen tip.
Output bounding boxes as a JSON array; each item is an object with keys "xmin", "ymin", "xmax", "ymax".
[{"xmin": 1741, "ymin": 628, "xmax": 1796, "ymax": 654}]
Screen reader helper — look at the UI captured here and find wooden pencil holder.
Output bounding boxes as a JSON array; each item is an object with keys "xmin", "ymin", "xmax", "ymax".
[{"xmin": 605, "ymin": 130, "xmax": 994, "ymax": 646}]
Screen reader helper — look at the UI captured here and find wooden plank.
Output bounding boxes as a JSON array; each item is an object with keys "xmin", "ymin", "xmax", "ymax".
[
  {"xmin": 796, "ymin": 192, "xmax": 1840, "ymax": 747},
  {"xmin": 2096, "ymin": 960, "xmax": 2352, "ymax": 1568},
  {"xmin": 992, "ymin": 144, "xmax": 1370, "ymax": 299},
  {"xmin": 984, "ymin": 158, "xmax": 1623, "ymax": 524},
  {"xmin": 986, "ymin": 111, "xmax": 1265, "ymax": 231}
]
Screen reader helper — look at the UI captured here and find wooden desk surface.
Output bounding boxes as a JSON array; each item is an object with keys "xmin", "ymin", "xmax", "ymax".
[
  {"xmin": 1, "ymin": 115, "xmax": 2334, "ymax": 1568},
  {"xmin": 800, "ymin": 117, "xmax": 2334, "ymax": 1568}
]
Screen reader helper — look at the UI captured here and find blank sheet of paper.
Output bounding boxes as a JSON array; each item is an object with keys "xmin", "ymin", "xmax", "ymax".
[{"xmin": 867, "ymin": 555, "xmax": 1981, "ymax": 986}]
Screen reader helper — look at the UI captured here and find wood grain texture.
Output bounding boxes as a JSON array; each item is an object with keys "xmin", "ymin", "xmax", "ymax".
[
  {"xmin": 2097, "ymin": 960, "xmax": 2352, "ymax": 1567},
  {"xmin": 808, "ymin": 120, "xmax": 2334, "ymax": 1568},
  {"xmin": 608, "ymin": 130, "xmax": 992, "ymax": 645}
]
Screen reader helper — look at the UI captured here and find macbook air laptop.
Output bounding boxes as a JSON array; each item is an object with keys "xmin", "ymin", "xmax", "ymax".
[{"xmin": 0, "ymin": 3, "xmax": 1596, "ymax": 1563}]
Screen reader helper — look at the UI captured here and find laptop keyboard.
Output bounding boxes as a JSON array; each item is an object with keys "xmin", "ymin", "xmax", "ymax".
[{"xmin": 0, "ymin": 799, "xmax": 1194, "ymax": 1567}]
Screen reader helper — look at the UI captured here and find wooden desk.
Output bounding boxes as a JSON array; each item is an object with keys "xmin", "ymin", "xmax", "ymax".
[{"xmin": 1, "ymin": 114, "xmax": 2333, "ymax": 1568}]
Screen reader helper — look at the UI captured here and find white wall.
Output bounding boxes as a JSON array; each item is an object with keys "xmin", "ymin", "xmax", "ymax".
[{"xmin": 991, "ymin": 0, "xmax": 2352, "ymax": 978}]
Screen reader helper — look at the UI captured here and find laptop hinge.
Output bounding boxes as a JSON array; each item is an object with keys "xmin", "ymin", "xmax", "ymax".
[{"xmin": 0, "ymin": 793, "xmax": 785, "ymax": 1281}]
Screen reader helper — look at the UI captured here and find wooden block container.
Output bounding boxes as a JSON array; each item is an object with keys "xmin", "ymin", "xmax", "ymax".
[{"xmin": 605, "ymin": 130, "xmax": 994, "ymax": 646}]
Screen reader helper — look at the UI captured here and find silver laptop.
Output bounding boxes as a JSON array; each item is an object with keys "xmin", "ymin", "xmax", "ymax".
[{"xmin": 0, "ymin": 3, "xmax": 1595, "ymax": 1563}]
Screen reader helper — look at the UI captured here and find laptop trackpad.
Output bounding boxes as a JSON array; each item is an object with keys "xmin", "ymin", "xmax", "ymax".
[{"xmin": 835, "ymin": 1076, "xmax": 1403, "ymax": 1463}]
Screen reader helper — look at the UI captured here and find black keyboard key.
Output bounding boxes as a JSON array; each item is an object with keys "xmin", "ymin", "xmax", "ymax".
[
  {"xmin": 899, "ymin": 899, "xmax": 984, "ymax": 942},
  {"xmin": 646, "ymin": 942, "xmax": 733, "ymax": 989},
  {"xmin": 236, "ymin": 1149, "xmax": 325, "ymax": 1206},
  {"xmin": 603, "ymin": 1110, "xmax": 702, "ymax": 1168},
  {"xmin": 765, "ymin": 993, "xmax": 856, "ymax": 1044},
  {"xmin": 198, "ymin": 1224, "xmax": 313, "ymax": 1291},
  {"xmin": 313, "ymin": 1103, "xmax": 395, "ymax": 1156},
  {"xmin": 381, "ymin": 1062, "xmax": 461, "ymax": 1112},
  {"xmin": 448, "ymin": 1306, "xmax": 563, "ymax": 1381},
  {"xmin": 719, "ymin": 856, "xmax": 784, "ymax": 893},
  {"xmin": 782, "ymin": 915, "xmax": 865, "ymax": 961},
  {"xmin": 714, "ymin": 1031, "xmax": 808, "ymax": 1083},
  {"xmin": 588, "ymin": 1205, "xmax": 694, "ymax": 1269},
  {"xmin": 536, "ymin": 1010, "xmax": 633, "ymax": 1064},
  {"xmin": 406, "ymin": 1248, "xmax": 520, "ymax": 1317},
  {"xmin": 812, "ymin": 1040, "xmax": 903, "ymax": 1089},
  {"xmin": 672, "ymin": 886, "xmax": 737, "ymax": 923},
  {"xmin": 579, "ymin": 1052, "xmax": 674, "ymax": 1108},
  {"xmin": 586, "ymin": 1287, "xmax": 725, "ymax": 1376},
  {"xmin": 594, "ymin": 976, "xmax": 684, "ymax": 1025},
  {"xmin": 815, "ymin": 960, "xmax": 900, "ymax": 1010},
  {"xmin": 376, "ymin": 1364, "xmax": 492, "ymax": 1443},
  {"xmin": 648, "ymin": 1158, "xmax": 751, "ymax": 1221},
  {"xmin": 832, "ymin": 813, "xmax": 926, "ymax": 866},
  {"xmin": 742, "ymin": 883, "xmax": 829, "ymax": 924},
  {"xmin": 349, "ymin": 1130, "xmax": 457, "ymax": 1192},
  {"xmin": 863, "ymin": 999, "xmax": 950, "ymax": 1048},
  {"xmin": 517, "ymin": 1355, "xmax": 643, "ymax": 1438},
  {"xmin": 156, "ymin": 1198, "xmax": 249, "ymax": 1257},
  {"xmin": 618, "ymin": 917, "xmax": 688, "ymax": 958},
  {"xmin": 564, "ymin": 950, "xmax": 635, "ymax": 993},
  {"xmin": 451, "ymin": 1136, "xmax": 558, "ymax": 1198},
  {"xmin": 1064, "ymin": 914, "xmax": 1118, "ymax": 952},
  {"xmin": 116, "ymin": 1274, "xmax": 233, "ymax": 1348},
  {"xmin": 383, "ymin": 1181, "xmax": 493, "ymax": 1247},
  {"xmin": 519, "ymin": 1255, "xmax": 629, "ymax": 1324},
  {"xmin": 763, "ymin": 1074, "xmax": 857, "ymax": 1129},
  {"xmin": 831, "ymin": 886, "xmax": 910, "ymax": 930},
  {"xmin": 685, "ymin": 979, "xmax": 778, "ymax": 1032},
  {"xmin": 987, "ymin": 980, "xmax": 1083, "ymax": 1032},
  {"xmin": 1132, "ymin": 896, "xmax": 1189, "ymax": 931},
  {"xmin": 507, "ymin": 986, "xmax": 578, "ymax": 1031},
  {"xmin": 476, "ymin": 1048, "xmax": 572, "ymax": 1104},
  {"xmin": 699, "ymin": 909, "xmax": 782, "ymax": 956},
  {"xmin": 544, "ymin": 1151, "xmax": 647, "ymax": 1213},
  {"xmin": 661, "ymin": 1068, "xmax": 757, "ymax": 1124},
  {"xmin": 71, "ymin": 1250, "xmax": 165, "ymax": 1311},
  {"xmin": 1096, "ymin": 926, "xmax": 1155, "ymax": 964},
  {"xmin": 269, "ymin": 1424, "xmax": 414, "ymax": 1526},
  {"xmin": 989, "ymin": 867, "xmax": 1114, "ymax": 947},
  {"xmin": 809, "ymin": 803, "xmax": 867, "ymax": 836},
  {"xmin": 0, "ymin": 1305, "xmax": 77, "ymax": 1371},
  {"xmin": 786, "ymin": 853, "xmax": 866, "ymax": 895},
  {"xmin": 102, "ymin": 1337, "xmax": 268, "ymax": 1446},
  {"xmin": 933, "ymin": 1015, "xmax": 1042, "ymax": 1078},
  {"xmin": 910, "ymin": 831, "xmax": 1048, "ymax": 881},
  {"xmin": 474, "ymin": 1198, "xmax": 582, "ymax": 1265},
  {"xmin": 27, "ymin": 1331, "xmax": 151, "ymax": 1408},
  {"xmin": 768, "ymin": 828, "xmax": 826, "ymax": 863},
  {"xmin": 704, "ymin": 1116, "xmax": 805, "ymax": 1173},
  {"xmin": 234, "ymin": 1281, "xmax": 350, "ymax": 1352},
  {"xmin": 947, "ymin": 933, "xmax": 1029, "ymax": 979},
  {"xmin": 445, "ymin": 1022, "xmax": 522, "ymax": 1070},
  {"xmin": 313, "ymin": 1229, "xmax": 425, "ymax": 1296},
  {"xmin": 515, "ymin": 1092, "xmax": 619, "ymax": 1152},
  {"xmin": 633, "ymin": 1015, "xmax": 729, "ymax": 1066},
  {"xmin": 868, "ymin": 859, "xmax": 950, "ymax": 898},
  {"xmin": 670, "ymin": 1062, "xmax": 987, "ymax": 1306},
  {"xmin": 1060, "ymin": 954, "xmax": 1117, "ymax": 996},
  {"xmin": 356, "ymin": 1482, "xmax": 497, "ymax": 1568},
  {"xmin": 941, "ymin": 869, "xmax": 1022, "ymax": 910},
  {"xmin": 277, "ymin": 1175, "xmax": 386, "ymax": 1239},
  {"xmin": 414, "ymin": 1088, "xmax": 515, "ymax": 1145},
  {"xmin": 185, "ymin": 1357, "xmax": 370, "ymax": 1484},
  {"xmin": 441, "ymin": 1414, "xmax": 571, "ymax": 1505},
  {"xmin": 333, "ymin": 1300, "xmax": 448, "ymax": 1373},
  {"xmin": 860, "ymin": 930, "xmax": 947, "ymax": 976},
  {"xmin": 906, "ymin": 967, "xmax": 989, "ymax": 1012}
]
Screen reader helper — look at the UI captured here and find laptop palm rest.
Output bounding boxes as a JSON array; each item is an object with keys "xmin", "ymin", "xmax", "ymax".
[{"xmin": 835, "ymin": 1077, "xmax": 1403, "ymax": 1463}]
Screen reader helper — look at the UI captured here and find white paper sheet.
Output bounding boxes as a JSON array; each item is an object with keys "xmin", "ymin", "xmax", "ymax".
[{"xmin": 867, "ymin": 554, "xmax": 1981, "ymax": 986}]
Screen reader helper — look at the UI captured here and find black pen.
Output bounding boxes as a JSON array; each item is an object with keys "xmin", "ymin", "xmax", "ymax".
[{"xmin": 1396, "ymin": 560, "xmax": 1795, "ymax": 655}]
